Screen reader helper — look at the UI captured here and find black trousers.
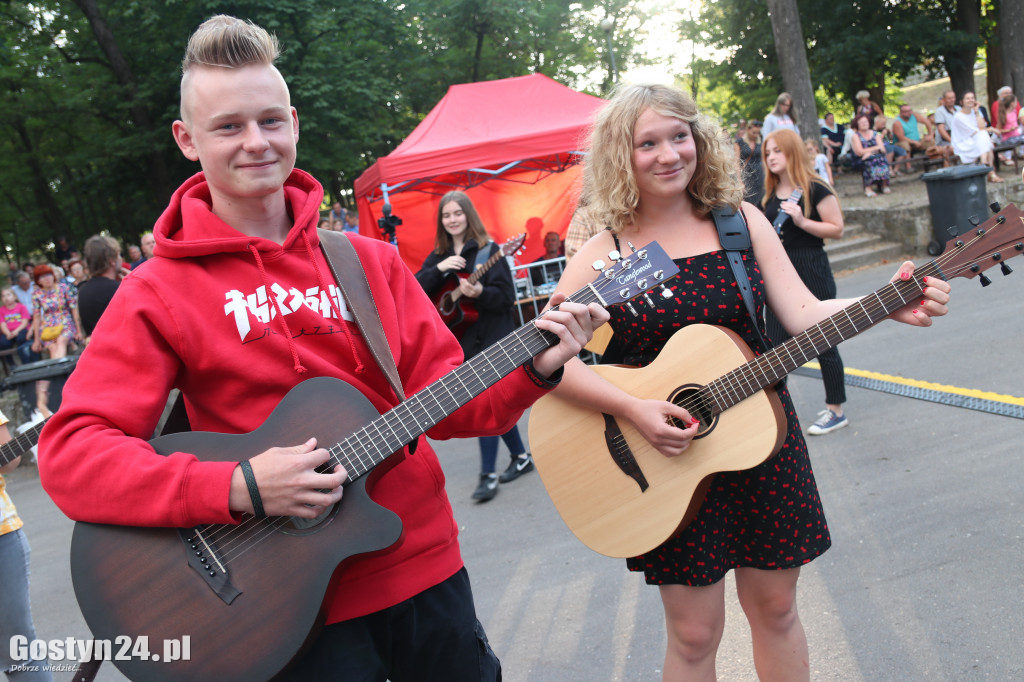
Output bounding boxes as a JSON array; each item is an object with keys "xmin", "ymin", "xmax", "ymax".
[
  {"xmin": 274, "ymin": 567, "xmax": 500, "ymax": 682},
  {"xmin": 766, "ymin": 246, "xmax": 847, "ymax": 406}
]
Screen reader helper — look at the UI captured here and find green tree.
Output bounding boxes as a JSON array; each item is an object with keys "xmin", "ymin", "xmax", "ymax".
[
  {"xmin": 688, "ymin": 0, "xmax": 985, "ymax": 120},
  {"xmin": 0, "ymin": 0, "xmax": 639, "ymax": 261}
]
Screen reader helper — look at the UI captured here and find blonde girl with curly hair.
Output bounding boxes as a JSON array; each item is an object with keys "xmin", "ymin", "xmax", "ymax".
[{"xmin": 549, "ymin": 83, "xmax": 951, "ymax": 680}]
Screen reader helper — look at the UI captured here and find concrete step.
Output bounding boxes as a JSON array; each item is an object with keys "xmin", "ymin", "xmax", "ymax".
[
  {"xmin": 826, "ymin": 239, "xmax": 905, "ymax": 273},
  {"xmin": 825, "ymin": 232, "xmax": 887, "ymax": 258}
]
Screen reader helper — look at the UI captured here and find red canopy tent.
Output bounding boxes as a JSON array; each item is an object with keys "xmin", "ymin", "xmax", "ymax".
[{"xmin": 352, "ymin": 74, "xmax": 605, "ymax": 272}]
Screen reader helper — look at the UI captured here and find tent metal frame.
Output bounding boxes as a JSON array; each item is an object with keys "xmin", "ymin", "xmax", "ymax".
[{"xmin": 365, "ymin": 151, "xmax": 586, "ymax": 205}]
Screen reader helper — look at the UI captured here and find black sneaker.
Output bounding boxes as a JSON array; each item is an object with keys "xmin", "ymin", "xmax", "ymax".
[
  {"xmin": 498, "ymin": 454, "xmax": 534, "ymax": 483},
  {"xmin": 472, "ymin": 473, "xmax": 499, "ymax": 502}
]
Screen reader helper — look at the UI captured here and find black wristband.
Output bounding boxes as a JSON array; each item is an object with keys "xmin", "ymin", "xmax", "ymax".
[
  {"xmin": 239, "ymin": 460, "xmax": 266, "ymax": 519},
  {"xmin": 523, "ymin": 358, "xmax": 564, "ymax": 388}
]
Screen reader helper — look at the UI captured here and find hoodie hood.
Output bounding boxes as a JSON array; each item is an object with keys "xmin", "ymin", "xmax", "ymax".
[{"xmin": 153, "ymin": 168, "xmax": 325, "ymax": 258}]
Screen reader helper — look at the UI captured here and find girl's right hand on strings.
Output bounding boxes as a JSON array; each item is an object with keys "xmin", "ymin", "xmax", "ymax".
[{"xmin": 624, "ymin": 399, "xmax": 700, "ymax": 458}]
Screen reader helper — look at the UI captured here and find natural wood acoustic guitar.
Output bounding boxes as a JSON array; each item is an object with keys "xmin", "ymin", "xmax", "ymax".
[
  {"xmin": 529, "ymin": 204, "xmax": 1024, "ymax": 559},
  {"xmin": 67, "ymin": 242, "xmax": 677, "ymax": 682}
]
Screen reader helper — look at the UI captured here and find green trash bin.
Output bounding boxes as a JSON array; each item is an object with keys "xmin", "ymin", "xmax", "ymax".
[{"xmin": 921, "ymin": 164, "xmax": 991, "ymax": 255}]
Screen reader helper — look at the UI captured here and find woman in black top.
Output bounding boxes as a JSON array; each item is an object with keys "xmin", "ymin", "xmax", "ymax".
[
  {"xmin": 762, "ymin": 128, "xmax": 849, "ymax": 435},
  {"xmin": 415, "ymin": 191, "xmax": 534, "ymax": 501}
]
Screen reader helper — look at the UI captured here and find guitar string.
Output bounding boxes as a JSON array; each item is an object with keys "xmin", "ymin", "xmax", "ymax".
[
  {"xmin": 183, "ymin": 230, "xmax": 1010, "ymax": 566},
  {"xmin": 614, "ymin": 224, "xmax": 1014, "ymax": 434},
  {"xmin": 189, "ymin": 229, "xmax": 1014, "ymax": 561},
  {"xmin": 195, "ymin": 275, "xmax": 639, "ymax": 565}
]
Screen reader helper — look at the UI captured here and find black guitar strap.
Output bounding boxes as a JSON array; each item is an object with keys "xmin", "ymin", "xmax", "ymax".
[{"xmin": 711, "ymin": 207, "xmax": 774, "ymax": 353}]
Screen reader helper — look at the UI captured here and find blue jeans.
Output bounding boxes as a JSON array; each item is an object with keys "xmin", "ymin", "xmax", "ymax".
[
  {"xmin": 478, "ymin": 426, "xmax": 526, "ymax": 474},
  {"xmin": 0, "ymin": 530, "xmax": 53, "ymax": 681},
  {"xmin": 0, "ymin": 330, "xmax": 36, "ymax": 366}
]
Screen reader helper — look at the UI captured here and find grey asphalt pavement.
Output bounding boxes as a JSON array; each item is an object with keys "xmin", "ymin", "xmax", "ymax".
[{"xmin": 4, "ymin": 256, "xmax": 1022, "ymax": 681}]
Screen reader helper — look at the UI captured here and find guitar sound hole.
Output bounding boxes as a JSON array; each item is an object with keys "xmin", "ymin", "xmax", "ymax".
[
  {"xmin": 279, "ymin": 501, "xmax": 340, "ymax": 535},
  {"xmin": 669, "ymin": 385, "xmax": 715, "ymax": 439}
]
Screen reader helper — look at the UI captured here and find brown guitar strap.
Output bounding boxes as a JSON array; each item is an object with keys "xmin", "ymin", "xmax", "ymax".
[{"xmin": 318, "ymin": 229, "xmax": 407, "ymax": 402}]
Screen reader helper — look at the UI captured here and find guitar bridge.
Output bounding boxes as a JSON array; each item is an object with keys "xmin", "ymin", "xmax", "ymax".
[
  {"xmin": 602, "ymin": 413, "xmax": 649, "ymax": 492},
  {"xmin": 178, "ymin": 527, "xmax": 241, "ymax": 605}
]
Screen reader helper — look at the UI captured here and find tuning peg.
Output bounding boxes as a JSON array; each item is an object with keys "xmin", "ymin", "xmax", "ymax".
[
  {"xmin": 968, "ymin": 215, "xmax": 980, "ymax": 227},
  {"xmin": 591, "ymin": 259, "xmax": 606, "ymax": 271},
  {"xmin": 620, "ymin": 257, "xmax": 633, "ymax": 269},
  {"xmin": 608, "ymin": 250, "xmax": 621, "ymax": 262},
  {"xmin": 990, "ymin": 201, "xmax": 1002, "ymax": 213},
  {"xmin": 643, "ymin": 293, "xmax": 655, "ymax": 306},
  {"xmin": 1001, "ymin": 262, "xmax": 1013, "ymax": 276},
  {"xmin": 626, "ymin": 302, "xmax": 638, "ymax": 317},
  {"xmin": 626, "ymin": 241, "xmax": 638, "ymax": 253},
  {"xmin": 659, "ymin": 285, "xmax": 674, "ymax": 299},
  {"xmin": 979, "ymin": 272, "xmax": 992, "ymax": 287}
]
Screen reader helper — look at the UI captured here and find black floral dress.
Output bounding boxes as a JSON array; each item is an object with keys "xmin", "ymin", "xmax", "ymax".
[{"xmin": 610, "ymin": 249, "xmax": 831, "ymax": 585}]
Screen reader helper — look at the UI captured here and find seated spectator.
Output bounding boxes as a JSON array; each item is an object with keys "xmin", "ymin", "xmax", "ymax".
[
  {"xmin": 933, "ymin": 89, "xmax": 961, "ymax": 168},
  {"xmin": 991, "ymin": 85, "xmax": 1024, "ymax": 163},
  {"xmin": 850, "ymin": 113, "xmax": 891, "ymax": 197},
  {"xmin": 893, "ymin": 104, "xmax": 937, "ymax": 159},
  {"xmin": 951, "ymin": 91, "xmax": 1003, "ymax": 183},
  {"xmin": 77, "ymin": 235, "xmax": 127, "ymax": 339},
  {"xmin": 529, "ymin": 231, "xmax": 565, "ymax": 286},
  {"xmin": 12, "ymin": 271, "xmax": 35, "ymax": 311},
  {"xmin": 820, "ymin": 112, "xmax": 845, "ymax": 163},
  {"xmin": 763, "ymin": 92, "xmax": 798, "ymax": 136},
  {"xmin": 342, "ymin": 212, "xmax": 360, "ymax": 234},
  {"xmin": 854, "ymin": 90, "xmax": 882, "ymax": 128},
  {"xmin": 873, "ymin": 115, "xmax": 911, "ymax": 175},
  {"xmin": 0, "ymin": 287, "xmax": 34, "ymax": 367}
]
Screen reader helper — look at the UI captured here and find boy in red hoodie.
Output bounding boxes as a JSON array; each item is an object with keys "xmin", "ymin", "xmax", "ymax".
[{"xmin": 39, "ymin": 15, "xmax": 606, "ymax": 680}]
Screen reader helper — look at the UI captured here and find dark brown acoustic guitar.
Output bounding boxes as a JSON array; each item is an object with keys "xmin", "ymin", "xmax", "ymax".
[{"xmin": 68, "ymin": 242, "xmax": 677, "ymax": 682}]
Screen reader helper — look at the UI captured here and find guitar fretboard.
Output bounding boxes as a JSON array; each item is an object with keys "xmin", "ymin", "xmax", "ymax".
[
  {"xmin": 702, "ymin": 262, "xmax": 943, "ymax": 414},
  {"xmin": 331, "ymin": 286, "xmax": 603, "ymax": 481},
  {"xmin": 0, "ymin": 419, "xmax": 46, "ymax": 467}
]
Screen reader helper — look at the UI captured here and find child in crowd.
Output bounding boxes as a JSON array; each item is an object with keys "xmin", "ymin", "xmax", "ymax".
[
  {"xmin": 805, "ymin": 139, "xmax": 834, "ymax": 185},
  {"xmin": 0, "ymin": 287, "xmax": 34, "ymax": 367}
]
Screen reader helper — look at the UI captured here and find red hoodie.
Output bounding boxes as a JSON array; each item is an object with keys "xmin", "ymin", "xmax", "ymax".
[{"xmin": 39, "ymin": 169, "xmax": 552, "ymax": 623}]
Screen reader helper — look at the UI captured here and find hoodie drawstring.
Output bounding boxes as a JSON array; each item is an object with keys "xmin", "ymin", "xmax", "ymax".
[
  {"xmin": 247, "ymin": 243, "xmax": 308, "ymax": 376},
  {"xmin": 301, "ymin": 230, "xmax": 366, "ymax": 375}
]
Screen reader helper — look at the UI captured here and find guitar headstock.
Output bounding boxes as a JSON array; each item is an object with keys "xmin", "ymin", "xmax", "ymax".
[
  {"xmin": 502, "ymin": 233, "xmax": 527, "ymax": 258},
  {"xmin": 936, "ymin": 203, "xmax": 1024, "ymax": 285},
  {"xmin": 563, "ymin": 241, "xmax": 678, "ymax": 310}
]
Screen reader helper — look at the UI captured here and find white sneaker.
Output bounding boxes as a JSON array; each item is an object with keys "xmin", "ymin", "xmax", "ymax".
[{"xmin": 807, "ymin": 409, "xmax": 849, "ymax": 435}]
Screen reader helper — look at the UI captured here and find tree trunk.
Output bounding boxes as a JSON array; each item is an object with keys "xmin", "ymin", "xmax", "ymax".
[
  {"xmin": 72, "ymin": 0, "xmax": 173, "ymax": 207},
  {"xmin": 943, "ymin": 0, "xmax": 981, "ymax": 100},
  {"xmin": 765, "ymin": 0, "xmax": 818, "ymax": 141},
  {"xmin": 987, "ymin": 19, "xmax": 1004, "ymax": 108},
  {"xmin": 1001, "ymin": 0, "xmax": 1024, "ymax": 96}
]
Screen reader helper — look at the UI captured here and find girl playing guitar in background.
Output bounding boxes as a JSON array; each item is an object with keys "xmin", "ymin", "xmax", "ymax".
[{"xmin": 416, "ymin": 191, "xmax": 535, "ymax": 502}]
